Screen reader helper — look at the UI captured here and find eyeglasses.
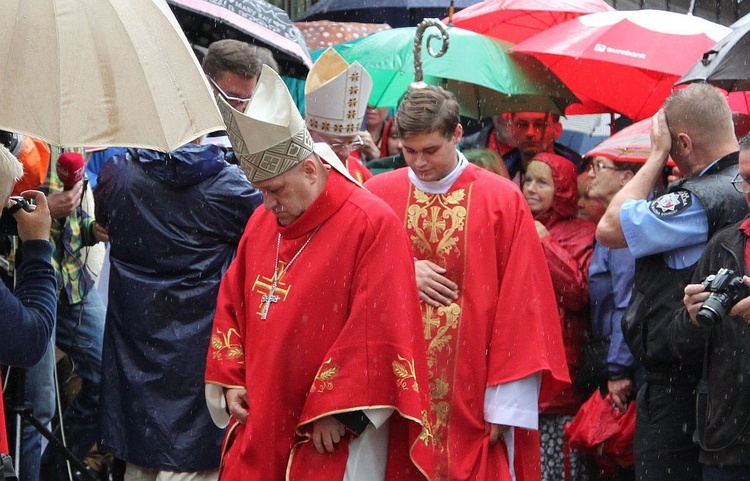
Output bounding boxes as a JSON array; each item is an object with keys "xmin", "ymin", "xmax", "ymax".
[
  {"xmin": 512, "ymin": 120, "xmax": 552, "ymax": 131},
  {"xmin": 588, "ymin": 161, "xmax": 621, "ymax": 173},
  {"xmin": 207, "ymin": 76, "xmax": 252, "ymax": 107},
  {"xmin": 329, "ymin": 136, "xmax": 364, "ymax": 152},
  {"xmin": 731, "ymin": 173, "xmax": 750, "ymax": 194}
]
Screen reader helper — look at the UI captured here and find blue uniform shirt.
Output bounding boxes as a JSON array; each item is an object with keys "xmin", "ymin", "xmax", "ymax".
[{"xmin": 620, "ymin": 194, "xmax": 707, "ymax": 268}]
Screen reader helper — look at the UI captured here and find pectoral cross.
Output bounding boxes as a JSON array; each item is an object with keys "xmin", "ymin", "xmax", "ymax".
[
  {"xmin": 253, "ymin": 271, "xmax": 290, "ymax": 320},
  {"xmin": 260, "ymin": 284, "xmax": 280, "ymax": 320}
]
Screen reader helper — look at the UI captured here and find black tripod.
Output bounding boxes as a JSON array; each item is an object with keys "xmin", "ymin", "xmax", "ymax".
[{"xmin": 4, "ymin": 367, "xmax": 100, "ymax": 481}]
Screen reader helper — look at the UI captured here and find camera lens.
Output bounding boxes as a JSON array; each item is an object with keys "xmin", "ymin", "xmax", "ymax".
[{"xmin": 696, "ymin": 292, "xmax": 730, "ymax": 327}]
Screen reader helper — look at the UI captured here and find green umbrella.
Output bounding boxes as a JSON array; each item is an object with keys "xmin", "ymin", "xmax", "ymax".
[{"xmin": 313, "ymin": 22, "xmax": 577, "ymax": 118}]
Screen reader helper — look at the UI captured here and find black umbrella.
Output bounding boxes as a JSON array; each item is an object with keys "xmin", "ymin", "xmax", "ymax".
[
  {"xmin": 298, "ymin": 0, "xmax": 482, "ymax": 27},
  {"xmin": 676, "ymin": 22, "xmax": 750, "ymax": 92},
  {"xmin": 167, "ymin": 0, "xmax": 312, "ymax": 78}
]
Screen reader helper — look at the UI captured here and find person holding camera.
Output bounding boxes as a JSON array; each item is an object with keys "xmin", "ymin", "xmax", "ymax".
[
  {"xmin": 596, "ymin": 84, "xmax": 748, "ymax": 481},
  {"xmin": 0, "ymin": 144, "xmax": 56, "ymax": 458},
  {"xmin": 671, "ymin": 133, "xmax": 750, "ymax": 481}
]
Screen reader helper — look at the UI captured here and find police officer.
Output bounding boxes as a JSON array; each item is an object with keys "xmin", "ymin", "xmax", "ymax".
[{"xmin": 597, "ymin": 83, "xmax": 748, "ymax": 481}]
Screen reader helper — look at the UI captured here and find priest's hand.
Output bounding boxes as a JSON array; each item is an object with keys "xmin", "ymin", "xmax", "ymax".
[
  {"xmin": 415, "ymin": 259, "xmax": 458, "ymax": 307},
  {"xmin": 312, "ymin": 416, "xmax": 347, "ymax": 453},
  {"xmin": 488, "ymin": 423, "xmax": 511, "ymax": 445},
  {"xmin": 225, "ymin": 388, "xmax": 249, "ymax": 424}
]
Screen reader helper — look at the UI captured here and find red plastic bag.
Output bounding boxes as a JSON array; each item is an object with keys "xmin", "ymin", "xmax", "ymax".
[{"xmin": 564, "ymin": 391, "xmax": 636, "ymax": 478}]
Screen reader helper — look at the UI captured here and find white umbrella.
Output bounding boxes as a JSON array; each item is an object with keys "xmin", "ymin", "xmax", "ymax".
[{"xmin": 0, "ymin": 0, "xmax": 224, "ymax": 152}]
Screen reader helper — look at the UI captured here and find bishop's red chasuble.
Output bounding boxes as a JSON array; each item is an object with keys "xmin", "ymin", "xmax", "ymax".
[
  {"xmin": 346, "ymin": 154, "xmax": 373, "ymax": 184},
  {"xmin": 206, "ymin": 171, "xmax": 434, "ymax": 481},
  {"xmin": 366, "ymin": 164, "xmax": 570, "ymax": 481}
]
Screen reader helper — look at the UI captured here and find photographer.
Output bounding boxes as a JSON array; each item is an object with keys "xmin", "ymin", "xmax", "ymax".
[
  {"xmin": 0, "ymin": 144, "xmax": 56, "ymax": 455},
  {"xmin": 671, "ymin": 134, "xmax": 750, "ymax": 481}
]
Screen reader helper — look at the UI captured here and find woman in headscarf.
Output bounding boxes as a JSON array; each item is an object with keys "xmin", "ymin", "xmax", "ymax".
[{"xmin": 523, "ymin": 152, "xmax": 596, "ymax": 481}]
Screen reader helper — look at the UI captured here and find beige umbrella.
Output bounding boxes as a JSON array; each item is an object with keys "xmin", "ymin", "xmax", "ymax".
[{"xmin": 0, "ymin": 0, "xmax": 224, "ymax": 152}]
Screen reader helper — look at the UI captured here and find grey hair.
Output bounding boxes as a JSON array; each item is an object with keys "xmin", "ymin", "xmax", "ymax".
[{"xmin": 0, "ymin": 145, "xmax": 23, "ymax": 199}]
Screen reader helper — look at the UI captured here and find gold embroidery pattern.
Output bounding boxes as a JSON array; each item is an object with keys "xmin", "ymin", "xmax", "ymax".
[
  {"xmin": 393, "ymin": 355, "xmax": 419, "ymax": 392},
  {"xmin": 406, "ymin": 186, "xmax": 469, "ymax": 461},
  {"xmin": 407, "ymin": 188, "xmax": 466, "ymax": 262},
  {"xmin": 252, "ymin": 261, "xmax": 291, "ymax": 318},
  {"xmin": 418, "ymin": 409, "xmax": 434, "ymax": 446},
  {"xmin": 210, "ymin": 328, "xmax": 244, "ymax": 362},
  {"xmin": 310, "ymin": 358, "xmax": 340, "ymax": 393}
]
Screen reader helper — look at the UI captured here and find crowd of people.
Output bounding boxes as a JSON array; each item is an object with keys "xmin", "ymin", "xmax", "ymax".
[{"xmin": 2, "ymin": 31, "xmax": 750, "ymax": 481}]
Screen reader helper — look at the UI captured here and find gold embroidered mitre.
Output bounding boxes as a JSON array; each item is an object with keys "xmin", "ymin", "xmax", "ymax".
[
  {"xmin": 217, "ymin": 65, "xmax": 314, "ymax": 182},
  {"xmin": 305, "ymin": 47, "xmax": 373, "ymax": 137}
]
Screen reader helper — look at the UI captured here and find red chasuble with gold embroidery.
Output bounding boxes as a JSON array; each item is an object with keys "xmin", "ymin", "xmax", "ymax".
[
  {"xmin": 346, "ymin": 154, "xmax": 373, "ymax": 184},
  {"xmin": 366, "ymin": 163, "xmax": 570, "ymax": 481},
  {"xmin": 205, "ymin": 171, "xmax": 433, "ymax": 481}
]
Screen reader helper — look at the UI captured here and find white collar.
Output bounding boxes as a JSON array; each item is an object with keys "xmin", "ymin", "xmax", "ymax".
[{"xmin": 408, "ymin": 150, "xmax": 469, "ymax": 194}]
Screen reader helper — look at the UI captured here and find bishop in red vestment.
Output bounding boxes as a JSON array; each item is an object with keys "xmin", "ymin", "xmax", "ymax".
[
  {"xmin": 366, "ymin": 85, "xmax": 570, "ymax": 481},
  {"xmin": 205, "ymin": 65, "xmax": 434, "ymax": 481}
]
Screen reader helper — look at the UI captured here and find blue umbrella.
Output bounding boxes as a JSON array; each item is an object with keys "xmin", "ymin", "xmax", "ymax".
[{"xmin": 298, "ymin": 0, "xmax": 482, "ymax": 27}]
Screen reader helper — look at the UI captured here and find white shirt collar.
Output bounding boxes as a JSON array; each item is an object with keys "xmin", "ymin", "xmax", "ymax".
[{"xmin": 408, "ymin": 150, "xmax": 469, "ymax": 194}]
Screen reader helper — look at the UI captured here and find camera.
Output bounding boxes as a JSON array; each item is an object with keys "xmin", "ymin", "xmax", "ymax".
[
  {"xmin": 0, "ymin": 196, "xmax": 36, "ymax": 236},
  {"xmin": 696, "ymin": 268, "xmax": 746, "ymax": 327}
]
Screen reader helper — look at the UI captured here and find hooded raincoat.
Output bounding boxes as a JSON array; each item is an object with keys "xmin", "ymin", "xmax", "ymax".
[
  {"xmin": 530, "ymin": 152, "xmax": 596, "ymax": 414},
  {"xmin": 94, "ymin": 144, "xmax": 261, "ymax": 471}
]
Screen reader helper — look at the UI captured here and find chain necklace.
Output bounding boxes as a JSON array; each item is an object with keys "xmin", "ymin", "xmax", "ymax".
[{"xmin": 259, "ymin": 226, "xmax": 321, "ymax": 320}]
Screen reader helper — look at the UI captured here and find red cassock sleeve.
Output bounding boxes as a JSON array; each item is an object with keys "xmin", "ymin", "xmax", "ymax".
[
  {"xmin": 486, "ymin": 184, "xmax": 571, "ymax": 403},
  {"xmin": 205, "ymin": 225, "xmax": 249, "ymax": 390}
]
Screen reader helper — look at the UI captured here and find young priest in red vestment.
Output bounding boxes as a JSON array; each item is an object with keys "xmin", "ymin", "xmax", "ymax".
[
  {"xmin": 204, "ymin": 65, "xmax": 434, "ymax": 481},
  {"xmin": 366, "ymin": 85, "xmax": 570, "ymax": 481}
]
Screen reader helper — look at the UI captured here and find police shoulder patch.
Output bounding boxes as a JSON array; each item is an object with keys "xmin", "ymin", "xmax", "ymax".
[{"xmin": 649, "ymin": 190, "xmax": 692, "ymax": 217}]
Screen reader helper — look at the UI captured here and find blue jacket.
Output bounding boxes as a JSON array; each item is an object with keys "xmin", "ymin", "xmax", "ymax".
[
  {"xmin": 94, "ymin": 144, "xmax": 262, "ymax": 471},
  {"xmin": 588, "ymin": 242, "xmax": 637, "ymax": 379},
  {"xmin": 0, "ymin": 239, "xmax": 55, "ymax": 367}
]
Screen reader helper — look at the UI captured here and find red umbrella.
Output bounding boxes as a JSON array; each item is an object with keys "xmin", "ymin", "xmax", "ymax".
[
  {"xmin": 584, "ymin": 93, "xmax": 750, "ymax": 165},
  {"xmin": 450, "ymin": 0, "xmax": 614, "ymax": 44},
  {"xmin": 585, "ymin": 117, "xmax": 665, "ymax": 164},
  {"xmin": 512, "ymin": 10, "xmax": 731, "ymax": 121}
]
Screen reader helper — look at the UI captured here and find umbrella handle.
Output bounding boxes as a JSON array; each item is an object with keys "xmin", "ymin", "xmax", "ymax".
[{"xmin": 413, "ymin": 19, "xmax": 449, "ymax": 84}]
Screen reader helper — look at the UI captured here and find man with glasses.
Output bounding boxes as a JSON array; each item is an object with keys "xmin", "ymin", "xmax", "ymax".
[
  {"xmin": 597, "ymin": 84, "xmax": 747, "ymax": 481},
  {"xmin": 305, "ymin": 48, "xmax": 373, "ymax": 184},
  {"xmin": 585, "ymin": 155, "xmax": 644, "ymax": 415},
  {"xmin": 201, "ymin": 39, "xmax": 262, "ymax": 149},
  {"xmin": 674, "ymin": 133, "xmax": 750, "ymax": 481},
  {"xmin": 503, "ymin": 111, "xmax": 583, "ymax": 186}
]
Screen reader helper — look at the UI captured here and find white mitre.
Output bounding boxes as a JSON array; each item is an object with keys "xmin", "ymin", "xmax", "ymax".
[
  {"xmin": 305, "ymin": 47, "xmax": 373, "ymax": 137},
  {"xmin": 217, "ymin": 65, "xmax": 360, "ymax": 186}
]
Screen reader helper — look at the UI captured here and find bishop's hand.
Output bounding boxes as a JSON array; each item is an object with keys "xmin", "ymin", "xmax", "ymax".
[
  {"xmin": 312, "ymin": 416, "xmax": 347, "ymax": 453},
  {"xmin": 225, "ymin": 388, "xmax": 249, "ymax": 424},
  {"xmin": 415, "ymin": 259, "xmax": 458, "ymax": 307}
]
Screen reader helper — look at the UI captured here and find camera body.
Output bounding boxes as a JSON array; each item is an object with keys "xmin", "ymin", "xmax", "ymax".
[
  {"xmin": 0, "ymin": 196, "xmax": 36, "ymax": 236},
  {"xmin": 696, "ymin": 268, "xmax": 746, "ymax": 327}
]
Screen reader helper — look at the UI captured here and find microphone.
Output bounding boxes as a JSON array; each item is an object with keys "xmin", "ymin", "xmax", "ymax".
[{"xmin": 56, "ymin": 152, "xmax": 85, "ymax": 190}]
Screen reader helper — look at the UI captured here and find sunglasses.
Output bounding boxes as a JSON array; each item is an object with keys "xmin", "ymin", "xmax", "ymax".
[{"xmin": 208, "ymin": 76, "xmax": 252, "ymax": 106}]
